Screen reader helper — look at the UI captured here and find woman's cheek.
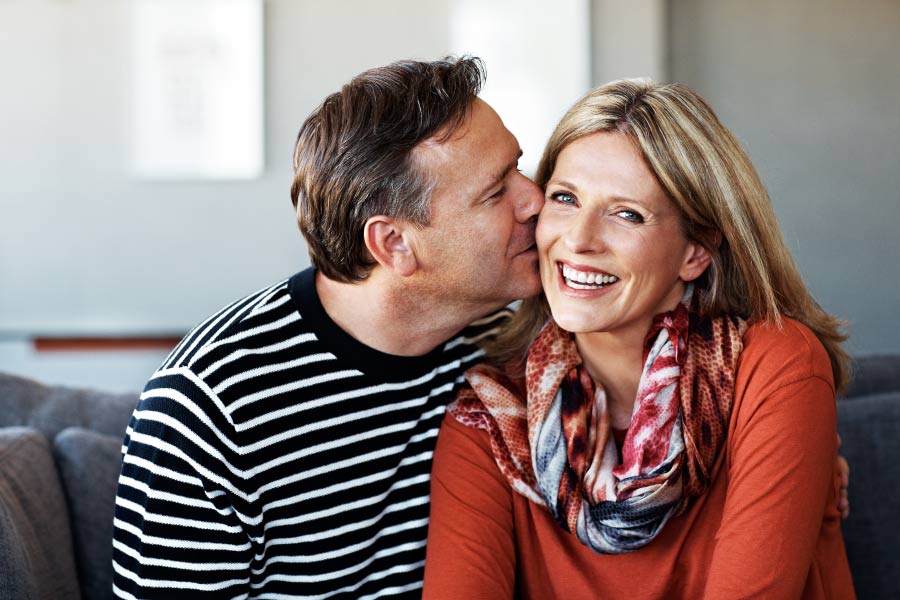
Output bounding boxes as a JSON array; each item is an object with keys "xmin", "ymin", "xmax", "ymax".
[{"xmin": 535, "ymin": 210, "xmax": 559, "ymax": 254}]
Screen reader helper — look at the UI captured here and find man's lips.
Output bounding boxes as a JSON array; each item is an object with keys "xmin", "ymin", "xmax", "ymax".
[
  {"xmin": 512, "ymin": 224, "xmax": 537, "ymax": 257},
  {"xmin": 515, "ymin": 243, "xmax": 537, "ymax": 256}
]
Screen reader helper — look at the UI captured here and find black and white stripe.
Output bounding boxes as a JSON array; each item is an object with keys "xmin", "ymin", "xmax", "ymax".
[{"xmin": 113, "ymin": 268, "xmax": 509, "ymax": 599}]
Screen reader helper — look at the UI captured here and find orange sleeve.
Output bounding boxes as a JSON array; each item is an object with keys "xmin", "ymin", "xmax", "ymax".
[
  {"xmin": 703, "ymin": 338, "xmax": 838, "ymax": 598},
  {"xmin": 422, "ymin": 413, "xmax": 517, "ymax": 600}
]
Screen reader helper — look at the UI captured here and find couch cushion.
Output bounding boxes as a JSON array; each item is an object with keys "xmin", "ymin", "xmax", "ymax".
[
  {"xmin": 0, "ymin": 427, "xmax": 81, "ymax": 600},
  {"xmin": 837, "ymin": 391, "xmax": 900, "ymax": 600},
  {"xmin": 844, "ymin": 354, "xmax": 900, "ymax": 399},
  {"xmin": 0, "ymin": 371, "xmax": 137, "ymax": 440},
  {"xmin": 54, "ymin": 427, "xmax": 124, "ymax": 600}
]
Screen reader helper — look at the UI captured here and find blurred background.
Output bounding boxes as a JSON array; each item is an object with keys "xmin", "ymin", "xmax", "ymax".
[{"xmin": 1, "ymin": 0, "xmax": 898, "ymax": 392}]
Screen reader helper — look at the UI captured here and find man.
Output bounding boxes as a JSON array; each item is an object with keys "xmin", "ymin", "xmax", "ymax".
[{"xmin": 113, "ymin": 56, "xmax": 542, "ymax": 599}]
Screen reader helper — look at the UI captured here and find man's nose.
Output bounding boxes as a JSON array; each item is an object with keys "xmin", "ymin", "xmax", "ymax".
[{"xmin": 512, "ymin": 173, "xmax": 544, "ymax": 223}]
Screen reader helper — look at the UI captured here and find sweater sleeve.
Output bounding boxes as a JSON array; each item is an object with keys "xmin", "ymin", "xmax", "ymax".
[
  {"xmin": 112, "ymin": 368, "xmax": 254, "ymax": 598},
  {"xmin": 422, "ymin": 413, "xmax": 517, "ymax": 600},
  {"xmin": 703, "ymin": 328, "xmax": 839, "ymax": 599}
]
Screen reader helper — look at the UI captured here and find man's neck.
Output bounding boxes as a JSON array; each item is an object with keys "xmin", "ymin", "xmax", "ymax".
[{"xmin": 315, "ymin": 270, "xmax": 496, "ymax": 357}]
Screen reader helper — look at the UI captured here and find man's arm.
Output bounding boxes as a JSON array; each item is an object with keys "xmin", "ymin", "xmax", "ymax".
[
  {"xmin": 112, "ymin": 368, "xmax": 254, "ymax": 598},
  {"xmin": 837, "ymin": 434, "xmax": 850, "ymax": 519}
]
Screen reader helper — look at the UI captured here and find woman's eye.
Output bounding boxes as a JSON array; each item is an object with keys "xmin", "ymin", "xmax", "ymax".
[
  {"xmin": 617, "ymin": 209, "xmax": 645, "ymax": 223},
  {"xmin": 550, "ymin": 191, "xmax": 576, "ymax": 205}
]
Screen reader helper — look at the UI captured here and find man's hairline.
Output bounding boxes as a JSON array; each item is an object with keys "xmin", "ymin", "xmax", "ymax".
[{"xmin": 405, "ymin": 97, "xmax": 482, "ymax": 224}]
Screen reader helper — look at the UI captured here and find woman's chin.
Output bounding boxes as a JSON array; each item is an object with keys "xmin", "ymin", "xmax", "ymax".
[{"xmin": 549, "ymin": 309, "xmax": 605, "ymax": 335}]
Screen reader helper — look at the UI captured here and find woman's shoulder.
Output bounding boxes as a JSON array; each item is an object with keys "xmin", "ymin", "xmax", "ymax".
[
  {"xmin": 440, "ymin": 408, "xmax": 493, "ymax": 449},
  {"xmin": 738, "ymin": 317, "xmax": 834, "ymax": 392}
]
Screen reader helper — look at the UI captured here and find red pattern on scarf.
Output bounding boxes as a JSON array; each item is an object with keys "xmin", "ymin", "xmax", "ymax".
[{"xmin": 450, "ymin": 291, "xmax": 746, "ymax": 550}]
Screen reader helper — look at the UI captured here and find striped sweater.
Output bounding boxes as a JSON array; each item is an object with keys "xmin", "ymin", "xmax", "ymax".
[{"xmin": 112, "ymin": 268, "xmax": 509, "ymax": 599}]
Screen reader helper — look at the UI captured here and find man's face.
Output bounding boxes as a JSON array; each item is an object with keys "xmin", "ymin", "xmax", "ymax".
[{"xmin": 408, "ymin": 98, "xmax": 544, "ymax": 316}]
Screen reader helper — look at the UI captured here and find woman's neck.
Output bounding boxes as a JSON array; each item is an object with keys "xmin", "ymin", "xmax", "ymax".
[{"xmin": 574, "ymin": 329, "xmax": 646, "ymax": 429}]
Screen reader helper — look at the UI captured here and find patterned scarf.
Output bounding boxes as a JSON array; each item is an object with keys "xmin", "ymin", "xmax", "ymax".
[{"xmin": 449, "ymin": 286, "xmax": 747, "ymax": 554}]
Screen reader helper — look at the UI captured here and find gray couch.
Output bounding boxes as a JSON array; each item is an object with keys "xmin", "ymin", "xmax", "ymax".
[
  {"xmin": 0, "ymin": 373, "xmax": 135, "ymax": 600},
  {"xmin": 0, "ymin": 356, "xmax": 898, "ymax": 599},
  {"xmin": 836, "ymin": 355, "xmax": 900, "ymax": 599}
]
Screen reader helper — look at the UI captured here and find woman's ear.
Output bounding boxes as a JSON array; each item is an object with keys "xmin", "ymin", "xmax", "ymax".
[
  {"xmin": 679, "ymin": 240, "xmax": 713, "ymax": 282},
  {"xmin": 363, "ymin": 215, "xmax": 418, "ymax": 277}
]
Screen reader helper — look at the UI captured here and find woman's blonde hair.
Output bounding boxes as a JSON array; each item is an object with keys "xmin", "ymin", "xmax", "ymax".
[{"xmin": 491, "ymin": 78, "xmax": 850, "ymax": 393}]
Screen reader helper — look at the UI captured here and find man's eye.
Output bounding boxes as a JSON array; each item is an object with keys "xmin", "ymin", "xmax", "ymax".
[
  {"xmin": 550, "ymin": 191, "xmax": 575, "ymax": 204},
  {"xmin": 489, "ymin": 186, "xmax": 506, "ymax": 200},
  {"xmin": 617, "ymin": 209, "xmax": 645, "ymax": 223}
]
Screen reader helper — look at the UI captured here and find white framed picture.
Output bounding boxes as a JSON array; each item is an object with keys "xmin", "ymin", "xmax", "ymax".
[{"xmin": 131, "ymin": 0, "xmax": 264, "ymax": 179}]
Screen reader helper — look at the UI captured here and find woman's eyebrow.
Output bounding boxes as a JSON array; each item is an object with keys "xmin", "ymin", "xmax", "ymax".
[{"xmin": 546, "ymin": 179, "xmax": 580, "ymax": 192}]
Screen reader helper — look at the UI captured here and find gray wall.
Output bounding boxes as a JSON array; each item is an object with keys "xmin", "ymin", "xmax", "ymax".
[
  {"xmin": 0, "ymin": 0, "xmax": 453, "ymax": 335},
  {"xmin": 1, "ymin": 0, "xmax": 897, "ymax": 371},
  {"xmin": 669, "ymin": 0, "xmax": 900, "ymax": 355},
  {"xmin": 0, "ymin": 0, "xmax": 457, "ymax": 390}
]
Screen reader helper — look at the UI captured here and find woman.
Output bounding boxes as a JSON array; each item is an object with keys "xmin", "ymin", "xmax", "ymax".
[{"xmin": 422, "ymin": 80, "xmax": 854, "ymax": 599}]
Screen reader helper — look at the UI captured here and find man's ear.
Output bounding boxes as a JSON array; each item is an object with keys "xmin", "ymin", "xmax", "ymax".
[
  {"xmin": 679, "ymin": 240, "xmax": 713, "ymax": 282},
  {"xmin": 364, "ymin": 215, "xmax": 418, "ymax": 277}
]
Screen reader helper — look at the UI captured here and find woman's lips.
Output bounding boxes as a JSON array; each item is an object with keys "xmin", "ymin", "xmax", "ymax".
[{"xmin": 556, "ymin": 261, "xmax": 620, "ymax": 295}]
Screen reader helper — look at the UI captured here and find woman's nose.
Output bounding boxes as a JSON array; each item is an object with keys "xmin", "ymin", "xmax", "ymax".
[{"xmin": 564, "ymin": 211, "xmax": 604, "ymax": 254}]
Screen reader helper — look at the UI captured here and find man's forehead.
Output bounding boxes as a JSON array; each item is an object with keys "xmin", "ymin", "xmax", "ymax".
[{"xmin": 414, "ymin": 100, "xmax": 517, "ymax": 170}]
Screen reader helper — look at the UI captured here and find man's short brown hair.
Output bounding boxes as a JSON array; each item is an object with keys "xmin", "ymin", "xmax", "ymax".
[{"xmin": 290, "ymin": 56, "xmax": 485, "ymax": 282}]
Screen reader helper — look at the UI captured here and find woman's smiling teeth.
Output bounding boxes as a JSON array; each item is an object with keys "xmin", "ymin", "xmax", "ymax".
[{"xmin": 560, "ymin": 263, "xmax": 619, "ymax": 289}]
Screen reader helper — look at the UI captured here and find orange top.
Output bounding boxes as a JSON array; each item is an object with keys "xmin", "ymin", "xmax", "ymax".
[{"xmin": 423, "ymin": 319, "xmax": 854, "ymax": 599}]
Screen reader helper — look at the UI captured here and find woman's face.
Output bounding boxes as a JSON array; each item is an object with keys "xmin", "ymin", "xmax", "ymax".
[{"xmin": 536, "ymin": 132, "xmax": 710, "ymax": 340}]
